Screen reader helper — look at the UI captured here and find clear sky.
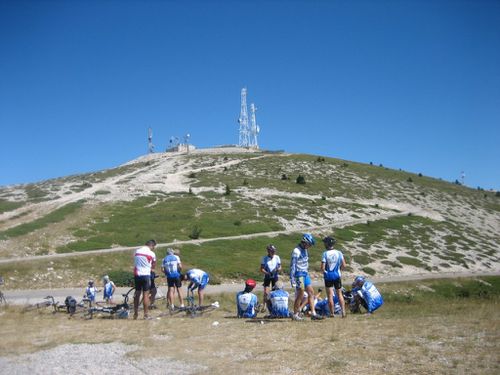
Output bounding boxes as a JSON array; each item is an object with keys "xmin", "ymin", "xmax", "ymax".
[{"xmin": 1, "ymin": 0, "xmax": 499, "ymax": 190}]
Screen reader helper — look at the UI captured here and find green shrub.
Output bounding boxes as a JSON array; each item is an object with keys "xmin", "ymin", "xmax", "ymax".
[
  {"xmin": 189, "ymin": 225, "xmax": 202, "ymax": 239},
  {"xmin": 296, "ymin": 175, "xmax": 306, "ymax": 184},
  {"xmin": 107, "ymin": 270, "xmax": 134, "ymax": 287}
]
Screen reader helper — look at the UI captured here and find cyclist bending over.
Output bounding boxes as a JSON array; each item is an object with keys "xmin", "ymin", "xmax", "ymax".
[{"xmin": 184, "ymin": 268, "xmax": 209, "ymax": 306}]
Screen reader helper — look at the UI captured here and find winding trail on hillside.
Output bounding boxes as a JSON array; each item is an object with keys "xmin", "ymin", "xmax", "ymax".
[{"xmin": 0, "ymin": 210, "xmax": 412, "ymax": 265}]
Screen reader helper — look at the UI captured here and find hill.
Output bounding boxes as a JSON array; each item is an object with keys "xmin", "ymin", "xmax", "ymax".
[{"xmin": 0, "ymin": 147, "xmax": 498, "ymax": 288}]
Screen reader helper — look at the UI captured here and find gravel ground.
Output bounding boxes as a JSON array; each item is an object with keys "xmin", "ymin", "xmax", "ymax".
[{"xmin": 0, "ymin": 343, "xmax": 206, "ymax": 374}]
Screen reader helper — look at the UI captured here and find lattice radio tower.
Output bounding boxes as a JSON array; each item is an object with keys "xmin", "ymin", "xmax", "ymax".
[
  {"xmin": 238, "ymin": 88, "xmax": 250, "ymax": 147},
  {"xmin": 249, "ymin": 103, "xmax": 260, "ymax": 148},
  {"xmin": 148, "ymin": 127, "xmax": 155, "ymax": 153}
]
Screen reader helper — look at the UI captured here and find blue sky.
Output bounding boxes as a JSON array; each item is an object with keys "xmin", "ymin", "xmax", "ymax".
[{"xmin": 1, "ymin": 0, "xmax": 499, "ymax": 190}]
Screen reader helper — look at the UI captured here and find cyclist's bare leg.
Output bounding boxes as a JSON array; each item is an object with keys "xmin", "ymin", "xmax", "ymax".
[
  {"xmin": 143, "ymin": 290, "xmax": 151, "ymax": 318},
  {"xmin": 336, "ymin": 287, "xmax": 346, "ymax": 317},
  {"xmin": 326, "ymin": 287, "xmax": 335, "ymax": 316},
  {"xmin": 176, "ymin": 285, "xmax": 183, "ymax": 306},
  {"xmin": 133, "ymin": 289, "xmax": 142, "ymax": 319},
  {"xmin": 293, "ymin": 287, "xmax": 304, "ymax": 315},
  {"xmin": 305, "ymin": 285, "xmax": 317, "ymax": 315},
  {"xmin": 149, "ymin": 286, "xmax": 157, "ymax": 306},
  {"xmin": 167, "ymin": 286, "xmax": 174, "ymax": 308},
  {"xmin": 197, "ymin": 288, "xmax": 204, "ymax": 306}
]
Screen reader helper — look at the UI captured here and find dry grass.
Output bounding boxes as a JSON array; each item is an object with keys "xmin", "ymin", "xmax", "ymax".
[{"xmin": 0, "ymin": 295, "xmax": 498, "ymax": 374}]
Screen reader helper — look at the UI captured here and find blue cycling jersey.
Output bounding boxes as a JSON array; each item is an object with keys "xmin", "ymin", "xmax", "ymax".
[{"xmin": 236, "ymin": 291, "xmax": 258, "ymax": 318}]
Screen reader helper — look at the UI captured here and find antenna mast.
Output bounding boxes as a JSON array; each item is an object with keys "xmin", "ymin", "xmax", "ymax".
[
  {"xmin": 238, "ymin": 88, "xmax": 250, "ymax": 147},
  {"xmin": 148, "ymin": 127, "xmax": 154, "ymax": 153},
  {"xmin": 249, "ymin": 103, "xmax": 260, "ymax": 149}
]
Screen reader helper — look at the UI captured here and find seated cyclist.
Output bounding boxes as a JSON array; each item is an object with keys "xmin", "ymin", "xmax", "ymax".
[
  {"xmin": 314, "ymin": 291, "xmax": 343, "ymax": 317},
  {"xmin": 267, "ymin": 280, "xmax": 290, "ymax": 318},
  {"xmin": 184, "ymin": 268, "xmax": 209, "ymax": 306},
  {"xmin": 236, "ymin": 279, "xmax": 259, "ymax": 318},
  {"xmin": 351, "ymin": 276, "xmax": 384, "ymax": 314}
]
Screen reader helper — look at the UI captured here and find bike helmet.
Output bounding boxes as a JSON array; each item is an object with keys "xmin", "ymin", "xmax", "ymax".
[
  {"xmin": 266, "ymin": 244, "xmax": 277, "ymax": 253},
  {"xmin": 103, "ymin": 275, "xmax": 110, "ymax": 282},
  {"xmin": 88, "ymin": 279, "xmax": 94, "ymax": 285},
  {"xmin": 322, "ymin": 236, "xmax": 336, "ymax": 248},
  {"xmin": 245, "ymin": 279, "xmax": 257, "ymax": 289},
  {"xmin": 302, "ymin": 233, "xmax": 315, "ymax": 245},
  {"xmin": 354, "ymin": 276, "xmax": 365, "ymax": 286}
]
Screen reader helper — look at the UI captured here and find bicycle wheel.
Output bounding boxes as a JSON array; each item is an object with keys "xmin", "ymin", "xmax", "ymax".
[{"xmin": 23, "ymin": 301, "xmax": 51, "ymax": 312}]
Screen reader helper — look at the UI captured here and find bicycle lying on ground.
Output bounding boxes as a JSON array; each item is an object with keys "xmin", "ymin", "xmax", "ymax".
[
  {"xmin": 163, "ymin": 290, "xmax": 219, "ymax": 318},
  {"xmin": 23, "ymin": 295, "xmax": 91, "ymax": 315},
  {"xmin": 83, "ymin": 287, "xmax": 135, "ymax": 320}
]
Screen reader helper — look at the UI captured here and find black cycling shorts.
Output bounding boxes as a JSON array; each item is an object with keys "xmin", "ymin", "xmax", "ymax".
[
  {"xmin": 134, "ymin": 275, "xmax": 151, "ymax": 291},
  {"xmin": 263, "ymin": 275, "xmax": 278, "ymax": 288},
  {"xmin": 167, "ymin": 276, "xmax": 182, "ymax": 288},
  {"xmin": 324, "ymin": 278, "xmax": 342, "ymax": 290}
]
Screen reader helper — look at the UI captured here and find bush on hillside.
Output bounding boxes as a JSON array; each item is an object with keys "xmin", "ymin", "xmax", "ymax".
[
  {"xmin": 296, "ymin": 175, "xmax": 306, "ymax": 185},
  {"xmin": 106, "ymin": 270, "xmax": 134, "ymax": 287},
  {"xmin": 189, "ymin": 225, "xmax": 202, "ymax": 239}
]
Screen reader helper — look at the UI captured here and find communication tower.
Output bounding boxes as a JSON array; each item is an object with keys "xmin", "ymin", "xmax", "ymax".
[
  {"xmin": 148, "ymin": 127, "xmax": 154, "ymax": 153},
  {"xmin": 249, "ymin": 103, "xmax": 260, "ymax": 148},
  {"xmin": 238, "ymin": 88, "xmax": 250, "ymax": 147}
]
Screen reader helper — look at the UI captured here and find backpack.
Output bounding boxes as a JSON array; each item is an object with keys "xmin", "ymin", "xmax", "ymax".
[{"xmin": 64, "ymin": 296, "xmax": 77, "ymax": 315}]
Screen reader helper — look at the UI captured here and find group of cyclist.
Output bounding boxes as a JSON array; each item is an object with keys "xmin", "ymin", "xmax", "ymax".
[
  {"xmin": 236, "ymin": 233, "xmax": 383, "ymax": 320},
  {"xmin": 132, "ymin": 239, "xmax": 210, "ymax": 320},
  {"xmin": 93, "ymin": 233, "xmax": 382, "ymax": 320}
]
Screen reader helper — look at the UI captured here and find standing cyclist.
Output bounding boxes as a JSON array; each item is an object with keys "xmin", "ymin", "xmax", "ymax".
[
  {"xmin": 320, "ymin": 236, "xmax": 347, "ymax": 317},
  {"xmin": 162, "ymin": 248, "xmax": 184, "ymax": 310},
  {"xmin": 133, "ymin": 239, "xmax": 157, "ymax": 320},
  {"xmin": 102, "ymin": 275, "xmax": 116, "ymax": 304},
  {"xmin": 260, "ymin": 244, "xmax": 281, "ymax": 308},
  {"xmin": 290, "ymin": 233, "xmax": 323, "ymax": 321}
]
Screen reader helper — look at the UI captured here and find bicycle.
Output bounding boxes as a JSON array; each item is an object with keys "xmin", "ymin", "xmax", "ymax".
[
  {"xmin": 83, "ymin": 287, "xmax": 135, "ymax": 320},
  {"xmin": 23, "ymin": 295, "xmax": 66, "ymax": 313},
  {"xmin": 165, "ymin": 289, "xmax": 219, "ymax": 318}
]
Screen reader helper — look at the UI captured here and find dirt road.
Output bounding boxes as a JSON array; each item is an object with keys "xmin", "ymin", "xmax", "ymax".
[{"xmin": 3, "ymin": 269, "xmax": 498, "ymax": 305}]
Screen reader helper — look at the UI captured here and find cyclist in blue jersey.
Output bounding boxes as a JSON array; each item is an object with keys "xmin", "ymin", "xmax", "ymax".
[
  {"xmin": 267, "ymin": 280, "xmax": 290, "ymax": 318},
  {"xmin": 290, "ymin": 233, "xmax": 323, "ymax": 321},
  {"xmin": 162, "ymin": 248, "xmax": 184, "ymax": 310},
  {"xmin": 236, "ymin": 279, "xmax": 259, "ymax": 318},
  {"xmin": 351, "ymin": 276, "xmax": 384, "ymax": 314},
  {"xmin": 320, "ymin": 236, "xmax": 347, "ymax": 317},
  {"xmin": 85, "ymin": 279, "xmax": 99, "ymax": 303},
  {"xmin": 102, "ymin": 275, "xmax": 116, "ymax": 304},
  {"xmin": 184, "ymin": 268, "xmax": 209, "ymax": 306},
  {"xmin": 260, "ymin": 244, "xmax": 281, "ymax": 309}
]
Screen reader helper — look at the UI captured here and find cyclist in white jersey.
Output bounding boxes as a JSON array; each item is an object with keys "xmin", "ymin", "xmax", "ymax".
[
  {"xmin": 184, "ymin": 268, "xmax": 209, "ymax": 306},
  {"xmin": 320, "ymin": 236, "xmax": 347, "ymax": 317},
  {"xmin": 133, "ymin": 239, "xmax": 157, "ymax": 320},
  {"xmin": 102, "ymin": 275, "xmax": 116, "ymax": 304},
  {"xmin": 260, "ymin": 244, "xmax": 281, "ymax": 308},
  {"xmin": 85, "ymin": 280, "xmax": 99, "ymax": 303},
  {"xmin": 236, "ymin": 279, "xmax": 259, "ymax": 318},
  {"xmin": 290, "ymin": 233, "xmax": 323, "ymax": 321}
]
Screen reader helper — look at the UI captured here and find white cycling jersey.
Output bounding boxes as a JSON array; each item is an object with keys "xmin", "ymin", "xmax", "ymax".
[{"xmin": 134, "ymin": 246, "xmax": 156, "ymax": 277}]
